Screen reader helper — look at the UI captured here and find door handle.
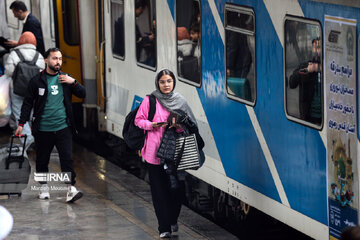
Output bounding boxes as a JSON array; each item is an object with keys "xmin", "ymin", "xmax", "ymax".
[{"xmin": 63, "ymin": 54, "xmax": 75, "ymax": 59}]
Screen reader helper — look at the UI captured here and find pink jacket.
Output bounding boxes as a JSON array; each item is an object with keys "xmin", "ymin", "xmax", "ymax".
[{"xmin": 135, "ymin": 96, "xmax": 170, "ymax": 165}]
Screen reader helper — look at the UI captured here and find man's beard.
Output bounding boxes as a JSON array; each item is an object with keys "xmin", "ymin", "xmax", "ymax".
[{"xmin": 49, "ymin": 64, "xmax": 61, "ymax": 73}]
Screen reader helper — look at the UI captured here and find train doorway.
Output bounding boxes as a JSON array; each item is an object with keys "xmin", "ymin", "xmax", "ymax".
[{"xmin": 55, "ymin": 0, "xmax": 83, "ymax": 102}]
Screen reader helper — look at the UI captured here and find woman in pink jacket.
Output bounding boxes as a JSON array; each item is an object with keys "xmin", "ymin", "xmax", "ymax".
[{"xmin": 135, "ymin": 69, "xmax": 196, "ymax": 238}]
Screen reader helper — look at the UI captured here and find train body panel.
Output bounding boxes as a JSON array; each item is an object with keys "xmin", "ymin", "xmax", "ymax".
[{"xmin": 100, "ymin": 0, "xmax": 360, "ymax": 239}]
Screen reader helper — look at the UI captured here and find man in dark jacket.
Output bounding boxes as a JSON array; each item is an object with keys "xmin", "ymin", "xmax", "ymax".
[
  {"xmin": 5, "ymin": 1, "xmax": 45, "ymax": 55},
  {"xmin": 289, "ymin": 38, "xmax": 321, "ymax": 125},
  {"xmin": 15, "ymin": 48, "xmax": 86, "ymax": 203}
]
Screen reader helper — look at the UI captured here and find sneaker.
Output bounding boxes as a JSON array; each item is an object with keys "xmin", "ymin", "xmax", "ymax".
[
  {"xmin": 38, "ymin": 184, "xmax": 50, "ymax": 199},
  {"xmin": 171, "ymin": 223, "xmax": 178, "ymax": 232},
  {"xmin": 66, "ymin": 186, "xmax": 83, "ymax": 203},
  {"xmin": 159, "ymin": 232, "xmax": 171, "ymax": 238}
]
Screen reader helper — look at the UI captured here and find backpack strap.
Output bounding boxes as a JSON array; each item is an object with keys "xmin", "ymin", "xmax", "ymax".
[
  {"xmin": 148, "ymin": 94, "xmax": 156, "ymax": 121},
  {"xmin": 29, "ymin": 52, "xmax": 39, "ymax": 65},
  {"xmin": 14, "ymin": 49, "xmax": 39, "ymax": 65},
  {"xmin": 190, "ymin": 42, "xmax": 197, "ymax": 56},
  {"xmin": 14, "ymin": 49, "xmax": 25, "ymax": 62}
]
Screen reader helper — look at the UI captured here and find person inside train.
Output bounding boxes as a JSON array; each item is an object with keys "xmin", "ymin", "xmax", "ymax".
[
  {"xmin": 134, "ymin": 69, "xmax": 200, "ymax": 238},
  {"xmin": 4, "ymin": 31, "xmax": 45, "ymax": 150},
  {"xmin": 5, "ymin": 1, "xmax": 45, "ymax": 56},
  {"xmin": 226, "ymin": 24, "xmax": 252, "ymax": 78},
  {"xmin": 15, "ymin": 47, "xmax": 86, "ymax": 203},
  {"xmin": 190, "ymin": 22, "xmax": 200, "ymax": 57},
  {"xmin": 289, "ymin": 37, "xmax": 321, "ymax": 124},
  {"xmin": 135, "ymin": 0, "xmax": 156, "ymax": 67},
  {"xmin": 113, "ymin": 15, "xmax": 125, "ymax": 57},
  {"xmin": 178, "ymin": 22, "xmax": 201, "ymax": 83},
  {"xmin": 177, "ymin": 27, "xmax": 193, "ymax": 58}
]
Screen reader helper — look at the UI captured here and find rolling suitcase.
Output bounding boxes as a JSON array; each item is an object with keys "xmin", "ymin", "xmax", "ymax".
[{"xmin": 0, "ymin": 135, "xmax": 31, "ymax": 197}]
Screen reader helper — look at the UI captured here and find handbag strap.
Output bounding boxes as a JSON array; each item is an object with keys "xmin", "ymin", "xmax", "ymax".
[{"xmin": 175, "ymin": 135, "xmax": 186, "ymax": 167}]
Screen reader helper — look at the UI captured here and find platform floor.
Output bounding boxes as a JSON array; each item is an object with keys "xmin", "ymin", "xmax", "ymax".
[{"xmin": 0, "ymin": 136, "xmax": 238, "ymax": 240}]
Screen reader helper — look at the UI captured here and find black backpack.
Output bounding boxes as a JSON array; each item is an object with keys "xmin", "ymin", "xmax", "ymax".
[
  {"xmin": 122, "ymin": 94, "xmax": 156, "ymax": 150},
  {"xmin": 12, "ymin": 49, "xmax": 40, "ymax": 97}
]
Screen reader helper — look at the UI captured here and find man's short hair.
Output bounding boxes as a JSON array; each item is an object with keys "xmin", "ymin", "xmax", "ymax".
[
  {"xmin": 44, "ymin": 48, "xmax": 62, "ymax": 59},
  {"xmin": 9, "ymin": 1, "xmax": 27, "ymax": 12},
  {"xmin": 135, "ymin": 0, "xmax": 146, "ymax": 9}
]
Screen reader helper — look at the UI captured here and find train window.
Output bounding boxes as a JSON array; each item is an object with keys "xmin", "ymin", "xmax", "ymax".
[
  {"xmin": 225, "ymin": 5, "xmax": 256, "ymax": 105},
  {"xmin": 62, "ymin": 0, "xmax": 79, "ymax": 45},
  {"xmin": 284, "ymin": 16, "xmax": 323, "ymax": 129},
  {"xmin": 135, "ymin": 0, "xmax": 156, "ymax": 70},
  {"xmin": 5, "ymin": 0, "xmax": 20, "ymax": 29},
  {"xmin": 176, "ymin": 0, "xmax": 201, "ymax": 87},
  {"xmin": 111, "ymin": 0, "xmax": 125, "ymax": 59},
  {"xmin": 31, "ymin": 0, "xmax": 41, "ymax": 23}
]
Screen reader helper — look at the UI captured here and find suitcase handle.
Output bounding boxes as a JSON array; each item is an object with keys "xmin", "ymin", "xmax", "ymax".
[{"xmin": 5, "ymin": 135, "xmax": 27, "ymax": 170}]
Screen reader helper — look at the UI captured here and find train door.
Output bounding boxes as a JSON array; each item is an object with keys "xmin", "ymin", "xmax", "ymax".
[
  {"xmin": 95, "ymin": 0, "xmax": 105, "ymax": 112},
  {"xmin": 102, "ymin": 0, "xmax": 127, "ymax": 136},
  {"xmin": 55, "ymin": 0, "xmax": 83, "ymax": 102}
]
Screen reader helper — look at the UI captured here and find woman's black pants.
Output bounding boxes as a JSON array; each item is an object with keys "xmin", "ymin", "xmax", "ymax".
[{"xmin": 147, "ymin": 162, "xmax": 185, "ymax": 233}]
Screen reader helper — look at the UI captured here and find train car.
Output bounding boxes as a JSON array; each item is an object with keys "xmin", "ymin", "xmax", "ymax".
[{"xmin": 1, "ymin": 0, "xmax": 360, "ymax": 239}]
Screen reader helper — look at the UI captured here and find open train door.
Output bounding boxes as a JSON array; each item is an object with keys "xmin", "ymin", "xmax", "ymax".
[
  {"xmin": 94, "ymin": 0, "xmax": 106, "ymax": 131},
  {"xmin": 95, "ymin": 0, "xmax": 105, "ymax": 112},
  {"xmin": 54, "ymin": 0, "xmax": 83, "ymax": 102}
]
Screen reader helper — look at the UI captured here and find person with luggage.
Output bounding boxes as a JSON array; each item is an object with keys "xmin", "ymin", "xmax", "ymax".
[
  {"xmin": 15, "ymin": 47, "xmax": 85, "ymax": 203},
  {"xmin": 134, "ymin": 69, "xmax": 199, "ymax": 238},
  {"xmin": 5, "ymin": 1, "xmax": 45, "ymax": 56},
  {"xmin": 4, "ymin": 31, "xmax": 44, "ymax": 150}
]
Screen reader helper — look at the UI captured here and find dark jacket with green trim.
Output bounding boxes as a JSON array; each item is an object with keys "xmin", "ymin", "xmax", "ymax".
[{"xmin": 18, "ymin": 70, "xmax": 86, "ymax": 134}]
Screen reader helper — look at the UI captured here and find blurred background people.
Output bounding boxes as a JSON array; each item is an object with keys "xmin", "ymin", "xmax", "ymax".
[
  {"xmin": 5, "ymin": 1, "xmax": 45, "ymax": 56},
  {"xmin": 135, "ymin": 0, "xmax": 155, "ymax": 67},
  {"xmin": 5, "ymin": 31, "xmax": 45, "ymax": 149}
]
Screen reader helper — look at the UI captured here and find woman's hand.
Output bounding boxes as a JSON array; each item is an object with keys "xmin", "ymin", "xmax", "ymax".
[
  {"xmin": 169, "ymin": 117, "xmax": 181, "ymax": 129},
  {"xmin": 152, "ymin": 122, "xmax": 167, "ymax": 128}
]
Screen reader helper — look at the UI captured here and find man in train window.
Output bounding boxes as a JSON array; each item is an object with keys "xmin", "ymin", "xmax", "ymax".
[
  {"xmin": 289, "ymin": 37, "xmax": 322, "ymax": 124},
  {"xmin": 135, "ymin": 0, "xmax": 156, "ymax": 67},
  {"xmin": 15, "ymin": 48, "xmax": 86, "ymax": 203},
  {"xmin": 5, "ymin": 1, "xmax": 45, "ymax": 56}
]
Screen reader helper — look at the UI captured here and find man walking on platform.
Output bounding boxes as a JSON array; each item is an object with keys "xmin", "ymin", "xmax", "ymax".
[
  {"xmin": 5, "ymin": 1, "xmax": 45, "ymax": 56},
  {"xmin": 15, "ymin": 48, "xmax": 86, "ymax": 203}
]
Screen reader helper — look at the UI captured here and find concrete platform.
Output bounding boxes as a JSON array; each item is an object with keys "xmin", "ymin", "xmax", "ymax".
[{"xmin": 0, "ymin": 135, "xmax": 238, "ymax": 240}]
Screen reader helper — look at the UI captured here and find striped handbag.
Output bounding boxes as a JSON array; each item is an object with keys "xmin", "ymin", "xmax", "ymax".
[{"xmin": 175, "ymin": 133, "xmax": 200, "ymax": 171}]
